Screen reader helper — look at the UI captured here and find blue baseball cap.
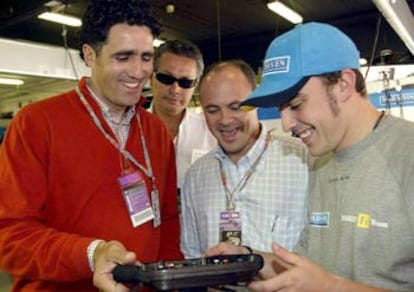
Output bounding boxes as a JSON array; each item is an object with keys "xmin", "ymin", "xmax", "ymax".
[{"xmin": 241, "ymin": 22, "xmax": 360, "ymax": 108}]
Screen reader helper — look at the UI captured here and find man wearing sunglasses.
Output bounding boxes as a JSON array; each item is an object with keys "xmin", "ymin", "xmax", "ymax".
[{"xmin": 149, "ymin": 40, "xmax": 217, "ymax": 190}]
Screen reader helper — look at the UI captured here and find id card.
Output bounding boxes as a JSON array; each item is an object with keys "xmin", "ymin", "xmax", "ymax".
[
  {"xmin": 118, "ymin": 171, "xmax": 154, "ymax": 227},
  {"xmin": 219, "ymin": 211, "xmax": 242, "ymax": 246}
]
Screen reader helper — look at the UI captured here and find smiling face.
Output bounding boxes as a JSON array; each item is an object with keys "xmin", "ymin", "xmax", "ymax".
[
  {"xmin": 280, "ymin": 76, "xmax": 345, "ymax": 156},
  {"xmin": 83, "ymin": 23, "xmax": 154, "ymax": 115},
  {"xmin": 200, "ymin": 65, "xmax": 260, "ymax": 163},
  {"xmin": 151, "ymin": 52, "xmax": 198, "ymax": 117}
]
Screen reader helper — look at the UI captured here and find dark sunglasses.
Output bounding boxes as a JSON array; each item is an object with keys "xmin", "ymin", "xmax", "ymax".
[{"xmin": 155, "ymin": 72, "xmax": 197, "ymax": 89}]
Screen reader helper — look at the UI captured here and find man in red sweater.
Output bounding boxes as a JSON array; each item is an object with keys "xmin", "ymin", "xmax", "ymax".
[{"xmin": 0, "ymin": 0, "xmax": 182, "ymax": 291}]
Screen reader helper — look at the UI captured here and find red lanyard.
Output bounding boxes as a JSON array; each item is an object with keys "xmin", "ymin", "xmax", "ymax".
[
  {"xmin": 218, "ymin": 129, "xmax": 273, "ymax": 210},
  {"xmin": 76, "ymin": 87, "xmax": 156, "ymax": 190}
]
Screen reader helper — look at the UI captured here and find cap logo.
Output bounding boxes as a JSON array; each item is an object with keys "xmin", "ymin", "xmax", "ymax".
[{"xmin": 263, "ymin": 56, "xmax": 290, "ymax": 76}]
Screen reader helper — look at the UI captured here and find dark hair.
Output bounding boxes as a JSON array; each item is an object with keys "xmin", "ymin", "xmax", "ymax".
[
  {"xmin": 154, "ymin": 40, "xmax": 204, "ymax": 78},
  {"xmin": 201, "ymin": 59, "xmax": 257, "ymax": 90},
  {"xmin": 319, "ymin": 69, "xmax": 367, "ymax": 96},
  {"xmin": 78, "ymin": 0, "xmax": 161, "ymax": 60}
]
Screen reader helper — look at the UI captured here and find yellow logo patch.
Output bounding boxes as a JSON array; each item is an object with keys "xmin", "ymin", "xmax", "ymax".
[{"xmin": 357, "ymin": 213, "xmax": 371, "ymax": 228}]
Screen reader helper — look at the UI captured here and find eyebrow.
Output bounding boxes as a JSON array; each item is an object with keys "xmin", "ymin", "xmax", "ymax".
[
  {"xmin": 111, "ymin": 50, "xmax": 154, "ymax": 58},
  {"xmin": 279, "ymin": 94, "xmax": 305, "ymax": 110},
  {"xmin": 157, "ymin": 71, "xmax": 197, "ymax": 80},
  {"xmin": 111, "ymin": 50, "xmax": 136, "ymax": 57}
]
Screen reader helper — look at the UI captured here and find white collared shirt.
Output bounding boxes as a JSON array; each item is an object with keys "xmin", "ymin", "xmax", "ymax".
[{"xmin": 148, "ymin": 104, "xmax": 217, "ymax": 188}]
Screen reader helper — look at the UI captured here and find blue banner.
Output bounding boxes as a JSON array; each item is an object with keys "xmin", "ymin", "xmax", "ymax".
[{"xmin": 369, "ymin": 87, "xmax": 414, "ymax": 109}]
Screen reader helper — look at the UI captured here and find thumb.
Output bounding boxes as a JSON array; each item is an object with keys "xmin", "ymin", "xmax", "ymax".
[{"xmin": 121, "ymin": 251, "xmax": 137, "ymax": 265}]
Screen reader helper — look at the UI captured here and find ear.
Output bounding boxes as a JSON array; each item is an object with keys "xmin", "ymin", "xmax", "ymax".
[
  {"xmin": 337, "ymin": 69, "xmax": 356, "ymax": 102},
  {"xmin": 82, "ymin": 44, "xmax": 96, "ymax": 68}
]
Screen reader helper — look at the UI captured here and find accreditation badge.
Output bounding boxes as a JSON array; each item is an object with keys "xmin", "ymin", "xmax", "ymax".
[
  {"xmin": 118, "ymin": 171, "xmax": 154, "ymax": 227},
  {"xmin": 219, "ymin": 211, "xmax": 242, "ymax": 246}
]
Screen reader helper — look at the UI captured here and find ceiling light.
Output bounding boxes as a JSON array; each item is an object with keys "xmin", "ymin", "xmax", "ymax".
[
  {"xmin": 0, "ymin": 78, "xmax": 24, "ymax": 86},
  {"xmin": 267, "ymin": 1, "xmax": 303, "ymax": 24},
  {"xmin": 154, "ymin": 38, "xmax": 165, "ymax": 47},
  {"xmin": 38, "ymin": 12, "xmax": 82, "ymax": 27},
  {"xmin": 372, "ymin": 0, "xmax": 414, "ymax": 56},
  {"xmin": 165, "ymin": 4, "xmax": 175, "ymax": 14}
]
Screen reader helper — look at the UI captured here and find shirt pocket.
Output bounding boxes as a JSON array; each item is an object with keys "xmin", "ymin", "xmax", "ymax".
[{"xmin": 270, "ymin": 215, "xmax": 304, "ymax": 251}]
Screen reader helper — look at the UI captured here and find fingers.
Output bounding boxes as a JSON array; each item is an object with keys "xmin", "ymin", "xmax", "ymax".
[
  {"xmin": 203, "ymin": 242, "xmax": 245, "ymax": 257},
  {"xmin": 271, "ymin": 242, "xmax": 298, "ymax": 270},
  {"xmin": 246, "ymin": 242, "xmax": 295, "ymax": 282},
  {"xmin": 112, "ymin": 281, "xmax": 130, "ymax": 292},
  {"xmin": 98, "ymin": 282, "xmax": 129, "ymax": 292},
  {"xmin": 249, "ymin": 243, "xmax": 337, "ymax": 292},
  {"xmin": 101, "ymin": 241, "xmax": 135, "ymax": 264},
  {"xmin": 247, "ymin": 245, "xmax": 293, "ymax": 292},
  {"xmin": 93, "ymin": 241, "xmax": 137, "ymax": 292},
  {"xmin": 248, "ymin": 275, "xmax": 285, "ymax": 292}
]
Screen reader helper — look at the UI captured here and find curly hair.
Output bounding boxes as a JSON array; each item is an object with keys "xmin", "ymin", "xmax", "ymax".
[
  {"xmin": 154, "ymin": 40, "xmax": 204, "ymax": 78},
  {"xmin": 319, "ymin": 69, "xmax": 367, "ymax": 97},
  {"xmin": 78, "ymin": 0, "xmax": 161, "ymax": 60}
]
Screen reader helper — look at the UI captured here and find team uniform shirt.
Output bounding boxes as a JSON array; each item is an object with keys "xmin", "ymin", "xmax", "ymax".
[
  {"xmin": 181, "ymin": 125, "xmax": 309, "ymax": 258},
  {"xmin": 148, "ymin": 105, "xmax": 217, "ymax": 189},
  {"xmin": 295, "ymin": 115, "xmax": 414, "ymax": 291},
  {"xmin": 0, "ymin": 77, "xmax": 182, "ymax": 291}
]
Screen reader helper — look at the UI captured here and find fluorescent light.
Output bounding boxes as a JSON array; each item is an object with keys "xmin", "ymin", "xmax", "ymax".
[
  {"xmin": 154, "ymin": 38, "xmax": 165, "ymax": 47},
  {"xmin": 38, "ymin": 12, "xmax": 82, "ymax": 27},
  {"xmin": 373, "ymin": 0, "xmax": 414, "ymax": 56},
  {"xmin": 0, "ymin": 78, "xmax": 24, "ymax": 86},
  {"xmin": 267, "ymin": 1, "xmax": 303, "ymax": 24}
]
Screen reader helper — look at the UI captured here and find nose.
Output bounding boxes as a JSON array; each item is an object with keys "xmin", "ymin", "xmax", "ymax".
[
  {"xmin": 280, "ymin": 108, "xmax": 297, "ymax": 133},
  {"xmin": 219, "ymin": 108, "xmax": 233, "ymax": 125},
  {"xmin": 167, "ymin": 82, "xmax": 181, "ymax": 98},
  {"xmin": 128, "ymin": 59, "xmax": 147, "ymax": 79},
  {"xmin": 170, "ymin": 81, "xmax": 181, "ymax": 91}
]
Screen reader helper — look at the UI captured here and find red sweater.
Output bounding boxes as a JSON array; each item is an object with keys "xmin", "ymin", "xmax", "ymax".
[{"xmin": 0, "ymin": 77, "xmax": 182, "ymax": 291}]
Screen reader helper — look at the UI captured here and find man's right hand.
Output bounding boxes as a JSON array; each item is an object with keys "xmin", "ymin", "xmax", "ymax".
[{"xmin": 92, "ymin": 240, "xmax": 137, "ymax": 292}]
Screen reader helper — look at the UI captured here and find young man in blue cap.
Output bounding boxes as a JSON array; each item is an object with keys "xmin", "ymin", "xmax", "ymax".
[{"xmin": 205, "ymin": 22, "xmax": 414, "ymax": 291}]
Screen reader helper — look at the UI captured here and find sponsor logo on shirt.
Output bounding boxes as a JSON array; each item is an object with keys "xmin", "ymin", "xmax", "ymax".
[
  {"xmin": 310, "ymin": 212, "xmax": 330, "ymax": 227},
  {"xmin": 341, "ymin": 213, "xmax": 389, "ymax": 229},
  {"xmin": 328, "ymin": 175, "xmax": 350, "ymax": 183}
]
